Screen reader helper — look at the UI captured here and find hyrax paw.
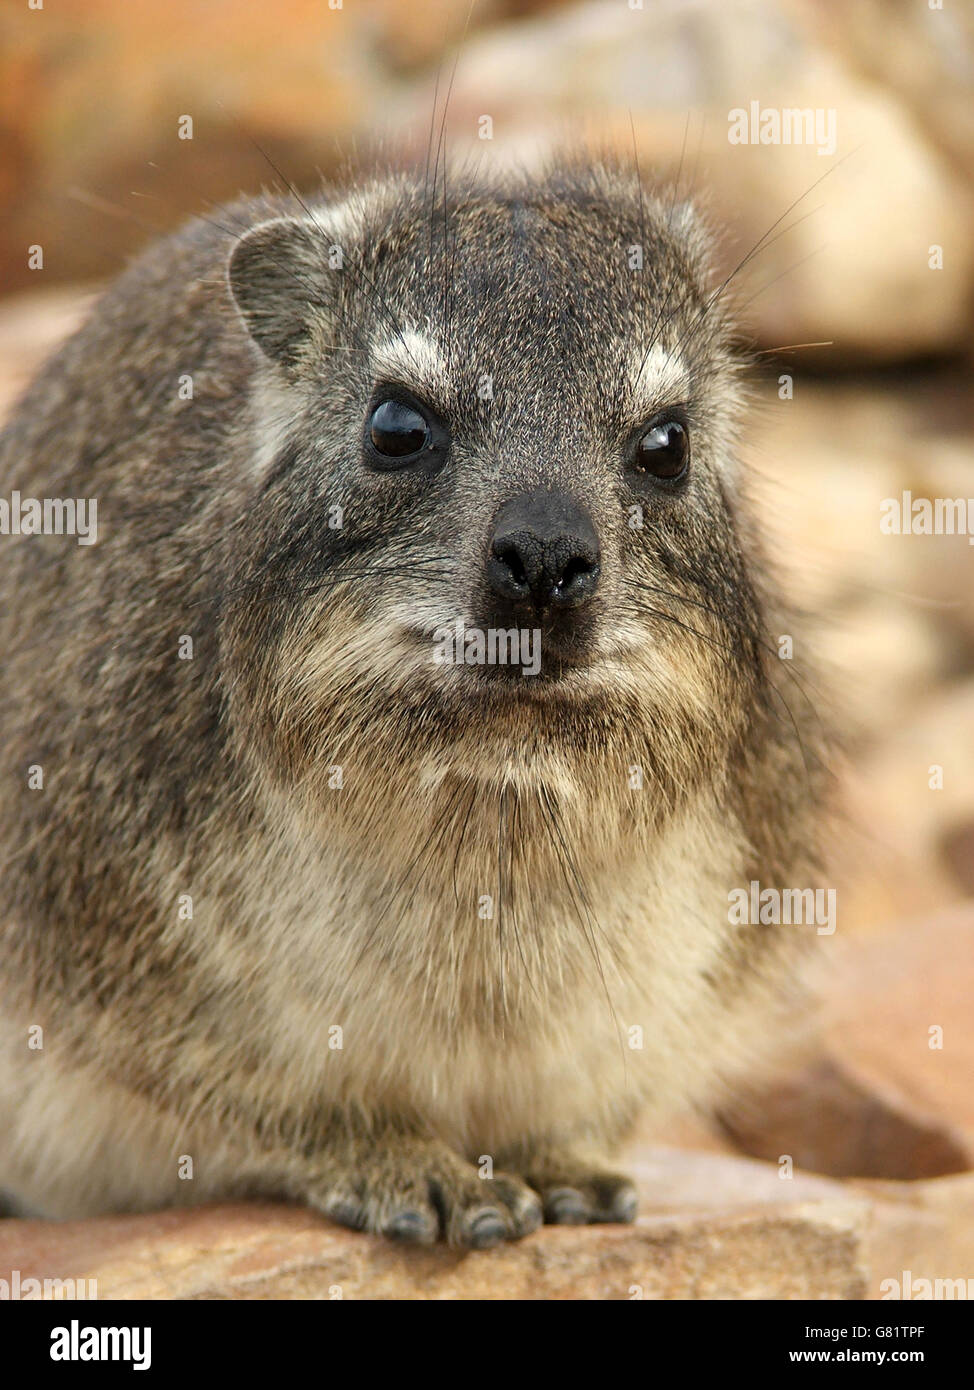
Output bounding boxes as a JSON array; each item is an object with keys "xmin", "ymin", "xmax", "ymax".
[
  {"xmin": 305, "ymin": 1141, "xmax": 542, "ymax": 1250},
  {"xmin": 507, "ymin": 1153, "xmax": 639, "ymax": 1227},
  {"xmin": 540, "ymin": 1172, "xmax": 638, "ymax": 1225}
]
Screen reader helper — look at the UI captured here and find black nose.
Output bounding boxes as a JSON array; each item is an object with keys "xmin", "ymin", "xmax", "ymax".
[{"xmin": 486, "ymin": 490, "xmax": 601, "ymax": 610}]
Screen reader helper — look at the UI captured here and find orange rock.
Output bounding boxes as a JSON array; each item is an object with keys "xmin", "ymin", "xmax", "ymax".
[
  {"xmin": 0, "ymin": 1149, "xmax": 869, "ymax": 1300},
  {"xmin": 721, "ymin": 906, "xmax": 974, "ymax": 1181}
]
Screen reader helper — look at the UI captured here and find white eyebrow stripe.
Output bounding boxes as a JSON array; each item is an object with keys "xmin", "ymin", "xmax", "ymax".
[
  {"xmin": 629, "ymin": 343, "xmax": 691, "ymax": 412},
  {"xmin": 371, "ymin": 330, "xmax": 448, "ymax": 392}
]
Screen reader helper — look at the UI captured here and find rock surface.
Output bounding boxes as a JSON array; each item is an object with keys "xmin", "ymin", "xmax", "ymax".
[
  {"xmin": 721, "ymin": 907, "xmax": 974, "ymax": 1181},
  {"xmin": 0, "ymin": 1150, "xmax": 872, "ymax": 1300},
  {"xmin": 2, "ymin": 1147, "xmax": 973, "ymax": 1300}
]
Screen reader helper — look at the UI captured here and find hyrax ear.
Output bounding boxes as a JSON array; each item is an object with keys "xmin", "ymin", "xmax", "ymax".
[{"xmin": 227, "ymin": 217, "xmax": 333, "ymax": 372}]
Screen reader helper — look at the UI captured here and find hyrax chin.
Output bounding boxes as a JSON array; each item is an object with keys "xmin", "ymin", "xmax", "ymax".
[{"xmin": 0, "ymin": 157, "xmax": 828, "ymax": 1245}]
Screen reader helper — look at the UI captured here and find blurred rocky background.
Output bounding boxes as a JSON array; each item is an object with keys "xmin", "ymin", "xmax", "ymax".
[{"xmin": 1, "ymin": 0, "xmax": 973, "ymax": 1297}]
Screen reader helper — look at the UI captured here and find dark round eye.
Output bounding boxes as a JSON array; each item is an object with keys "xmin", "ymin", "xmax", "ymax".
[
  {"xmin": 368, "ymin": 398, "xmax": 431, "ymax": 461},
  {"xmin": 634, "ymin": 418, "xmax": 689, "ymax": 480}
]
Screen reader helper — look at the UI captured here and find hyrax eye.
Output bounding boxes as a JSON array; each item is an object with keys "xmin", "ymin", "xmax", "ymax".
[
  {"xmin": 367, "ymin": 398, "xmax": 431, "ymax": 464},
  {"xmin": 633, "ymin": 417, "xmax": 689, "ymax": 481}
]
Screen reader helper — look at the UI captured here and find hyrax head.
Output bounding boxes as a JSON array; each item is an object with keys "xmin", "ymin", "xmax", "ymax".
[{"xmin": 223, "ymin": 158, "xmax": 769, "ymax": 796}]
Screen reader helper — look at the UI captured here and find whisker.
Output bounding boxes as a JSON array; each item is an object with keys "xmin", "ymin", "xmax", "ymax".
[
  {"xmin": 754, "ymin": 341, "xmax": 834, "ymax": 356},
  {"xmin": 637, "ymin": 149, "xmax": 854, "ymax": 384},
  {"xmin": 624, "ymin": 576, "xmax": 828, "ymax": 717},
  {"xmin": 622, "ymin": 579, "xmax": 820, "ymax": 779},
  {"xmin": 204, "ymin": 558, "xmax": 454, "ymax": 608}
]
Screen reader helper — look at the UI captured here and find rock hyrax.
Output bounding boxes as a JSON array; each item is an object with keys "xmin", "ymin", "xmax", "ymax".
[{"xmin": 0, "ymin": 158, "xmax": 827, "ymax": 1246}]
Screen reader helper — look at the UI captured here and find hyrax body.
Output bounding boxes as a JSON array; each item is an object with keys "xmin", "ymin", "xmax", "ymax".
[{"xmin": 0, "ymin": 160, "xmax": 826, "ymax": 1245}]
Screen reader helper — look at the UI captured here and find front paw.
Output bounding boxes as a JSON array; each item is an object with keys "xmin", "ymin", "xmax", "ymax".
[
  {"xmin": 303, "ymin": 1138, "xmax": 543, "ymax": 1250},
  {"xmin": 500, "ymin": 1148, "xmax": 639, "ymax": 1226}
]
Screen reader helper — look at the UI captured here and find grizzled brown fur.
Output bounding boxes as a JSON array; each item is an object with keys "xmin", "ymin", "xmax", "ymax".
[{"xmin": 0, "ymin": 158, "xmax": 828, "ymax": 1244}]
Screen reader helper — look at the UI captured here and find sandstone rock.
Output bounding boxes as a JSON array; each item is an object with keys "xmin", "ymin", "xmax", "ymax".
[
  {"xmin": 860, "ymin": 1172, "xmax": 974, "ymax": 1301},
  {"xmin": 721, "ymin": 1059, "xmax": 971, "ymax": 1183},
  {"xmin": 805, "ymin": 0, "xmax": 974, "ymax": 197},
  {"xmin": 734, "ymin": 370, "xmax": 974, "ymax": 712},
  {"xmin": 3, "ymin": 1145, "xmax": 970, "ymax": 1300},
  {"xmin": 940, "ymin": 819, "xmax": 974, "ymax": 897},
  {"xmin": 836, "ymin": 693, "xmax": 974, "ymax": 930},
  {"xmin": 721, "ymin": 906, "xmax": 974, "ymax": 1180},
  {"xmin": 0, "ymin": 0, "xmax": 377, "ymax": 294},
  {"xmin": 0, "ymin": 1148, "xmax": 869, "ymax": 1300},
  {"xmin": 734, "ymin": 373, "xmax": 974, "ymax": 934}
]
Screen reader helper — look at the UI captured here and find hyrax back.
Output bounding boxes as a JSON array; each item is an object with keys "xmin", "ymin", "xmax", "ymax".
[{"xmin": 0, "ymin": 159, "xmax": 827, "ymax": 1242}]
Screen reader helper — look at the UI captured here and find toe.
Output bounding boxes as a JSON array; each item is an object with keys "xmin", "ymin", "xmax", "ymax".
[
  {"xmin": 514, "ymin": 1155, "xmax": 640, "ymax": 1227},
  {"xmin": 543, "ymin": 1186, "xmax": 591, "ymax": 1224},
  {"xmin": 322, "ymin": 1195, "xmax": 367, "ymax": 1232},
  {"xmin": 491, "ymin": 1175, "xmax": 543, "ymax": 1237},
  {"xmin": 464, "ymin": 1207, "xmax": 509, "ymax": 1250},
  {"xmin": 590, "ymin": 1174, "xmax": 639, "ymax": 1223},
  {"xmin": 384, "ymin": 1206, "xmax": 439, "ymax": 1245},
  {"xmin": 433, "ymin": 1165, "xmax": 543, "ymax": 1249}
]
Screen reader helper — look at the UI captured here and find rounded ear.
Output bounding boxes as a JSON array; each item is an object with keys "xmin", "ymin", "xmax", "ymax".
[{"xmin": 227, "ymin": 217, "xmax": 329, "ymax": 370}]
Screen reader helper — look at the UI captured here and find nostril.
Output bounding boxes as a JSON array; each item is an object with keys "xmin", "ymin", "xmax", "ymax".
[
  {"xmin": 551, "ymin": 550, "xmax": 600, "ymax": 606},
  {"xmin": 493, "ymin": 539, "xmax": 528, "ymax": 589},
  {"xmin": 557, "ymin": 556, "xmax": 593, "ymax": 592},
  {"xmin": 487, "ymin": 537, "xmax": 533, "ymax": 602}
]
